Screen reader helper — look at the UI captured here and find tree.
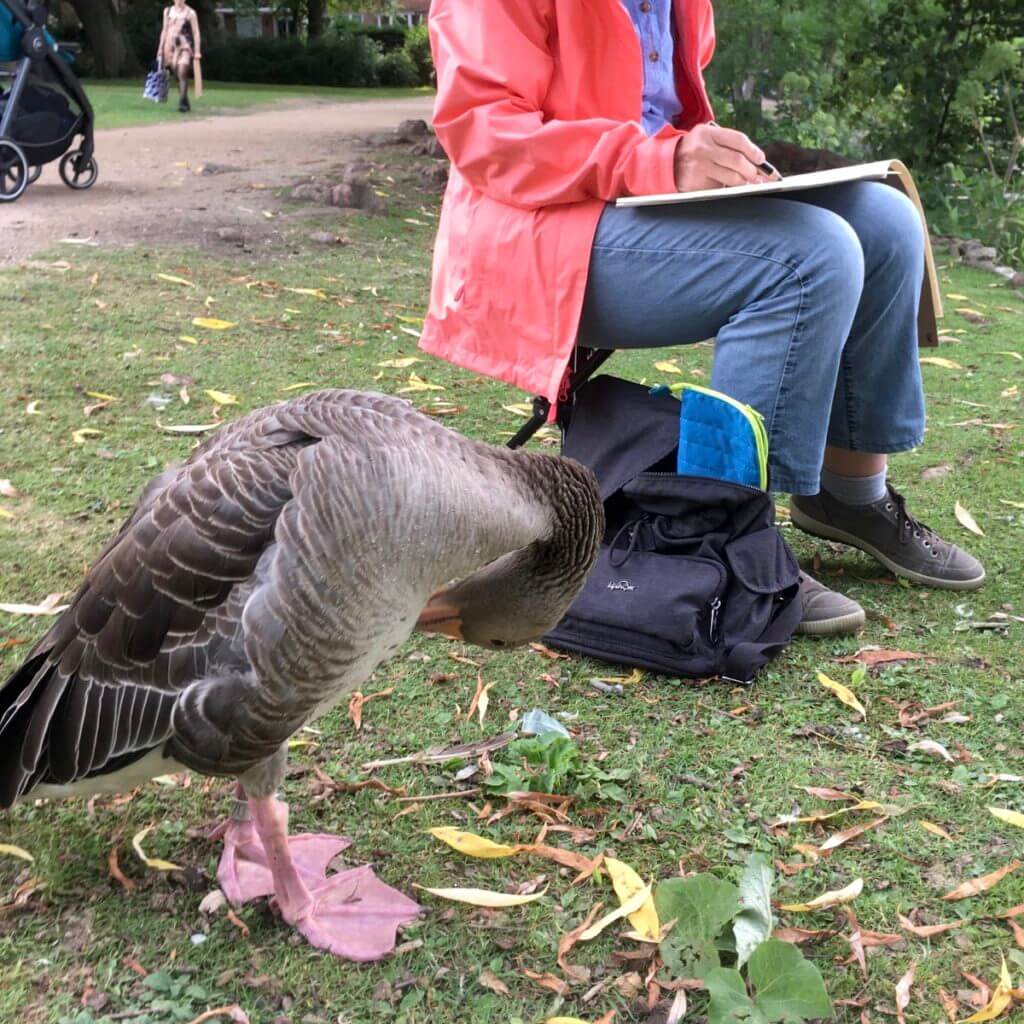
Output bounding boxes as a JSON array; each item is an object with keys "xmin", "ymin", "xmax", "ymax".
[{"xmin": 70, "ymin": 0, "xmax": 140, "ymax": 77}]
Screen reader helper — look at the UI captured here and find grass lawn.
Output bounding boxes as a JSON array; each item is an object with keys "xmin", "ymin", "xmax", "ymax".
[
  {"xmin": 82, "ymin": 80, "xmax": 430, "ymax": 130},
  {"xmin": 0, "ymin": 154, "xmax": 1022, "ymax": 1024}
]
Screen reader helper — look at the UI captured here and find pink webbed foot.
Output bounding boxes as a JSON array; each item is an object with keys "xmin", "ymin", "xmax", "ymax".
[{"xmin": 213, "ymin": 799, "xmax": 351, "ymax": 906}]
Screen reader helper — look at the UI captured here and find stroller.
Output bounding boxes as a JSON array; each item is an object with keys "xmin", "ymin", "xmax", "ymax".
[{"xmin": 0, "ymin": 0, "xmax": 96, "ymax": 202}]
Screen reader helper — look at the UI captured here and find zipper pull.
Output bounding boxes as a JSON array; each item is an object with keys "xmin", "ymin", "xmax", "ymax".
[{"xmin": 708, "ymin": 597, "xmax": 722, "ymax": 641}]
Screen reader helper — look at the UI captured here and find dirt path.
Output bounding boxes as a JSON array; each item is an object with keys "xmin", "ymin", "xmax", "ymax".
[{"xmin": 2, "ymin": 95, "xmax": 435, "ymax": 266}]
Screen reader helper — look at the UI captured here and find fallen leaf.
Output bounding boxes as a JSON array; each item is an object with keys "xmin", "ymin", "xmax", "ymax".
[
  {"xmin": 837, "ymin": 648, "xmax": 928, "ymax": 668},
  {"xmin": 466, "ymin": 673, "xmax": 495, "ymax": 726},
  {"xmin": 895, "ymin": 962, "xmax": 916, "ymax": 1024},
  {"xmin": 0, "ymin": 843, "xmax": 34, "ymax": 863},
  {"xmin": 988, "ymin": 807, "xmax": 1024, "ymax": 830},
  {"xmin": 156, "ymin": 273, "xmax": 194, "ymax": 288},
  {"xmin": 191, "ymin": 317, "xmax": 236, "ymax": 331},
  {"xmin": 920, "ymin": 357, "xmax": 963, "ymax": 369},
  {"xmin": 961, "ymin": 957, "xmax": 1014, "ymax": 1022},
  {"xmin": 205, "ymin": 389, "xmax": 238, "ymax": 406},
  {"xmin": 397, "ymin": 373, "xmax": 445, "ymax": 394},
  {"xmin": 772, "ymin": 926, "xmax": 830, "ymax": 943},
  {"xmin": 0, "ymin": 480, "xmax": 18, "ymax": 499},
  {"xmin": 413, "ymin": 884, "xmax": 546, "ymax": 907},
  {"xmin": 25, "ymin": 400, "xmax": 41, "ymax": 415},
  {"xmin": 920, "ymin": 821, "xmax": 954, "ymax": 841},
  {"xmin": 521, "ymin": 969, "xmax": 570, "ymax": 997},
  {"xmin": 995, "ymin": 351, "xmax": 1023, "ymax": 362},
  {"xmin": 939, "ymin": 988, "xmax": 959, "ymax": 1022},
  {"xmin": 845, "ymin": 908, "xmax": 868, "ymax": 978},
  {"xmin": 478, "ymin": 968, "xmax": 510, "ymax": 996},
  {"xmin": 0, "ymin": 592, "xmax": 68, "ymax": 616},
  {"xmin": 594, "ymin": 668, "xmax": 644, "ymax": 685},
  {"xmin": 346, "ymin": 687, "xmax": 393, "ymax": 731},
  {"xmin": 376, "ymin": 357, "xmax": 421, "ymax": 369},
  {"xmin": 156, "ymin": 421, "xmax": 219, "ymax": 434},
  {"xmin": 779, "ymin": 877, "xmax": 863, "ymax": 912},
  {"xmin": 908, "ymin": 739, "xmax": 955, "ymax": 763},
  {"xmin": 802, "ymin": 786, "xmax": 860, "ymax": 802},
  {"xmin": 954, "ymin": 502, "xmax": 985, "ymax": 537},
  {"xmin": 178, "ymin": 335, "xmax": 199, "ymax": 345},
  {"xmin": 579, "ymin": 882, "xmax": 652, "ymax": 941},
  {"xmin": 943, "ymin": 861, "xmax": 1021, "ymax": 901},
  {"xmin": 183, "ymin": 1007, "xmax": 249, "ymax": 1024},
  {"xmin": 817, "ymin": 816, "xmax": 889, "ymax": 855},
  {"xmin": 559, "ymin": 903, "xmax": 604, "ymax": 981},
  {"xmin": 898, "ymin": 913, "xmax": 962, "ymax": 938},
  {"xmin": 283, "ymin": 286, "xmax": 327, "ymax": 299},
  {"xmin": 605, "ymin": 857, "xmax": 660, "ymax": 940},
  {"xmin": 107, "ymin": 848, "xmax": 135, "ymax": 892},
  {"xmin": 654, "ymin": 360, "xmax": 683, "ymax": 374},
  {"xmin": 429, "ymin": 827, "xmax": 521, "ymax": 859},
  {"xmin": 71, "ymin": 427, "xmax": 102, "ymax": 444},
  {"xmin": 774, "ymin": 800, "xmax": 885, "ymax": 826},
  {"xmin": 945, "ymin": 293, "xmax": 970, "ymax": 301},
  {"xmin": 667, "ymin": 989, "xmax": 688, "ymax": 1024},
  {"xmin": 816, "ymin": 671, "xmax": 867, "ymax": 717},
  {"xmin": 131, "ymin": 826, "xmax": 183, "ymax": 872}
]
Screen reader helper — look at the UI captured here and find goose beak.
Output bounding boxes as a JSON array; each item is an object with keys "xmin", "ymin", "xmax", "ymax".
[{"xmin": 416, "ymin": 592, "xmax": 463, "ymax": 639}]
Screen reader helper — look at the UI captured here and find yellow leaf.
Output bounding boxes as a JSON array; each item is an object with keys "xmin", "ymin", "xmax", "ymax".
[
  {"xmin": 920, "ymin": 820, "xmax": 954, "ymax": 841},
  {"xmin": 429, "ymin": 827, "xmax": 522, "ymax": 859},
  {"xmin": 396, "ymin": 315, "xmax": 424, "ymax": 325},
  {"xmin": 594, "ymin": 668, "xmax": 644, "ymax": 685},
  {"xmin": 654, "ymin": 360, "xmax": 683, "ymax": 374},
  {"xmin": 399, "ymin": 326, "xmax": 422, "ymax": 339},
  {"xmin": 397, "ymin": 374, "xmax": 445, "ymax": 394},
  {"xmin": 816, "ymin": 671, "xmax": 867, "ymax": 718},
  {"xmin": 579, "ymin": 882, "xmax": 653, "ymax": 941},
  {"xmin": 84, "ymin": 391, "xmax": 118, "ymax": 402},
  {"xmin": 995, "ymin": 351, "xmax": 1023, "ymax": 362},
  {"xmin": 605, "ymin": 857, "xmax": 660, "ymax": 940},
  {"xmin": 998, "ymin": 500, "xmax": 1024, "ymax": 510},
  {"xmin": 376, "ymin": 357, "xmax": 421, "ymax": 369},
  {"xmin": 961, "ymin": 957, "xmax": 1014, "ymax": 1023},
  {"xmin": 945, "ymin": 293, "xmax": 969, "ymax": 300},
  {"xmin": 205, "ymin": 389, "xmax": 239, "ymax": 406},
  {"xmin": 780, "ymin": 877, "xmax": 863, "ymax": 912},
  {"xmin": 0, "ymin": 843, "xmax": 34, "ymax": 862},
  {"xmin": 920, "ymin": 357, "xmax": 963, "ymax": 370},
  {"xmin": 25, "ymin": 400, "xmax": 41, "ymax": 415},
  {"xmin": 988, "ymin": 807, "xmax": 1024, "ymax": 830},
  {"xmin": 71, "ymin": 428, "xmax": 102, "ymax": 444},
  {"xmin": 156, "ymin": 273, "xmax": 195, "ymax": 288},
  {"xmin": 955, "ymin": 307, "xmax": 986, "ymax": 317},
  {"xmin": 954, "ymin": 501, "xmax": 984, "ymax": 537},
  {"xmin": 502, "ymin": 403, "xmax": 535, "ymax": 417},
  {"xmin": 413, "ymin": 885, "xmax": 546, "ymax": 907},
  {"xmin": 281, "ymin": 382, "xmax": 316, "ymax": 391},
  {"xmin": 0, "ymin": 508, "xmax": 14, "ymax": 520},
  {"xmin": 283, "ymin": 287, "xmax": 328, "ymax": 299},
  {"xmin": 192, "ymin": 317, "xmax": 236, "ymax": 331},
  {"xmin": 131, "ymin": 826, "xmax": 183, "ymax": 872},
  {"xmin": 178, "ymin": 335, "xmax": 199, "ymax": 345},
  {"xmin": 156, "ymin": 421, "xmax": 219, "ymax": 434}
]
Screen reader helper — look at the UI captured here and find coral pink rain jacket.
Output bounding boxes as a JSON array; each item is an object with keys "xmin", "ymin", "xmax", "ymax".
[{"xmin": 420, "ymin": 0, "xmax": 717, "ymax": 404}]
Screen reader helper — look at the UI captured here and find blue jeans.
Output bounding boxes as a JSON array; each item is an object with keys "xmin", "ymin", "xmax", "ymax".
[{"xmin": 578, "ymin": 182, "xmax": 927, "ymax": 494}]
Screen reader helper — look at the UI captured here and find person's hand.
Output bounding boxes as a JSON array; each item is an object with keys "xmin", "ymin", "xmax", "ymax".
[{"xmin": 673, "ymin": 123, "xmax": 774, "ymax": 192}]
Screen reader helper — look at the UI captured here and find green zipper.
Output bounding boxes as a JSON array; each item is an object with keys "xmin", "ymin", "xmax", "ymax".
[{"xmin": 669, "ymin": 381, "xmax": 769, "ymax": 491}]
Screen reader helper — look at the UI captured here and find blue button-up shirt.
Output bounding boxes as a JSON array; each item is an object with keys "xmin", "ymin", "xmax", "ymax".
[{"xmin": 621, "ymin": 0, "xmax": 682, "ymax": 134}]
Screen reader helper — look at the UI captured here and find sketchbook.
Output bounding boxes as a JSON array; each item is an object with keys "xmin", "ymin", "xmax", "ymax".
[{"xmin": 617, "ymin": 160, "xmax": 943, "ymax": 346}]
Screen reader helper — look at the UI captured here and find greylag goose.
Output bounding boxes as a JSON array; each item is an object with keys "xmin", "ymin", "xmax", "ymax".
[{"xmin": 0, "ymin": 389, "xmax": 603, "ymax": 960}]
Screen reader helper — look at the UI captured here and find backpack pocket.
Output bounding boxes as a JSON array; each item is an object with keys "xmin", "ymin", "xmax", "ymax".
[{"xmin": 722, "ymin": 528, "xmax": 801, "ymax": 642}]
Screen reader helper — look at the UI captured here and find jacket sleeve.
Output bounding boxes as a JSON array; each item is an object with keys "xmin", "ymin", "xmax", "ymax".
[{"xmin": 429, "ymin": 0, "xmax": 683, "ymax": 210}]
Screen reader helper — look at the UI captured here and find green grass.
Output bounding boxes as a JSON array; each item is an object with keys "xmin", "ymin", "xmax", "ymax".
[
  {"xmin": 0, "ymin": 155, "xmax": 1023, "ymax": 1024},
  {"xmin": 82, "ymin": 80, "xmax": 430, "ymax": 130}
]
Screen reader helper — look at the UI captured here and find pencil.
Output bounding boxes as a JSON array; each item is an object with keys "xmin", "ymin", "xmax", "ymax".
[{"xmin": 707, "ymin": 121, "xmax": 782, "ymax": 179}]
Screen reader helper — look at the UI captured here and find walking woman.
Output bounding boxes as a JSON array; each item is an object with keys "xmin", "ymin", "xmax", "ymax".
[
  {"xmin": 157, "ymin": 0, "xmax": 202, "ymax": 113},
  {"xmin": 420, "ymin": 0, "xmax": 985, "ymax": 637}
]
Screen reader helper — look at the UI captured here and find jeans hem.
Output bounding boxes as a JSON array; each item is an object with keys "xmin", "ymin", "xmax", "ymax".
[{"xmin": 824, "ymin": 435, "xmax": 924, "ymax": 455}]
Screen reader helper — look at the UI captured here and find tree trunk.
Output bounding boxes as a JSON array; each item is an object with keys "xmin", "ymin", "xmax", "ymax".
[
  {"xmin": 70, "ymin": 0, "xmax": 139, "ymax": 77},
  {"xmin": 307, "ymin": 0, "xmax": 325, "ymax": 38}
]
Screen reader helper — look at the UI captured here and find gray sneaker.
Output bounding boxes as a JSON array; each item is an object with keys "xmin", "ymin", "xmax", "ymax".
[
  {"xmin": 791, "ymin": 485, "xmax": 985, "ymax": 591},
  {"xmin": 796, "ymin": 572, "xmax": 866, "ymax": 636}
]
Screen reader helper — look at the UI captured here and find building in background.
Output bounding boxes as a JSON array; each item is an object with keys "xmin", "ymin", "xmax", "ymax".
[
  {"xmin": 344, "ymin": 1, "xmax": 430, "ymax": 27},
  {"xmin": 215, "ymin": 5, "xmax": 295, "ymax": 38}
]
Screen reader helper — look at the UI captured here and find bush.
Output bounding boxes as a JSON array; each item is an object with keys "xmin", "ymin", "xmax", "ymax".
[
  {"xmin": 378, "ymin": 48, "xmax": 419, "ymax": 88},
  {"xmin": 352, "ymin": 24, "xmax": 407, "ymax": 53},
  {"xmin": 403, "ymin": 24, "xmax": 434, "ymax": 87},
  {"xmin": 200, "ymin": 34, "xmax": 380, "ymax": 87}
]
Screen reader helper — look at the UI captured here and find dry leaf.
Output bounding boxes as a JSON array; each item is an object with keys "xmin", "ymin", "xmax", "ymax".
[
  {"xmin": 779, "ymin": 877, "xmax": 863, "ymax": 912},
  {"xmin": 939, "ymin": 988, "xmax": 959, "ymax": 1022},
  {"xmin": 377, "ymin": 357, "xmax": 421, "ymax": 369},
  {"xmin": 107, "ymin": 848, "xmax": 135, "ymax": 892},
  {"xmin": 521, "ymin": 969, "xmax": 570, "ymax": 997},
  {"xmin": 816, "ymin": 671, "xmax": 867, "ymax": 717},
  {"xmin": 192, "ymin": 317, "xmax": 236, "ymax": 330},
  {"xmin": 0, "ymin": 479, "xmax": 18, "ymax": 499},
  {"xmin": 205, "ymin": 389, "xmax": 238, "ymax": 406},
  {"xmin": 156, "ymin": 273, "xmax": 194, "ymax": 288},
  {"xmin": 429, "ymin": 827, "xmax": 521, "ymax": 859},
  {"xmin": 466, "ymin": 673, "xmax": 495, "ymax": 725},
  {"xmin": 0, "ymin": 592, "xmax": 68, "ymax": 616},
  {"xmin": 908, "ymin": 739, "xmax": 955, "ymax": 763},
  {"xmin": 995, "ymin": 351, "xmax": 1023, "ymax": 362},
  {"xmin": 895, "ymin": 962, "xmax": 916, "ymax": 1024},
  {"xmin": 897, "ymin": 913, "xmax": 962, "ymax": 938},
  {"xmin": 25, "ymin": 400, "xmax": 41, "ymax": 415},
  {"xmin": 183, "ymin": 1007, "xmax": 249, "ymax": 1024},
  {"xmin": 0, "ymin": 843, "xmax": 34, "ymax": 863},
  {"xmin": 346, "ymin": 687, "xmax": 393, "ymax": 731},
  {"xmin": 667, "ymin": 990, "xmax": 688, "ymax": 1024},
  {"xmin": 943, "ymin": 861, "xmax": 1021, "ymax": 901},
  {"xmin": 156, "ymin": 421, "xmax": 219, "ymax": 434},
  {"xmin": 817, "ymin": 816, "xmax": 889, "ymax": 855},
  {"xmin": 803, "ymin": 786, "xmax": 860, "ymax": 802},
  {"xmin": 837, "ymin": 648, "xmax": 928, "ymax": 668},
  {"xmin": 946, "ymin": 293, "xmax": 970, "ymax": 301},
  {"xmin": 71, "ymin": 427, "xmax": 102, "ymax": 444},
  {"xmin": 920, "ymin": 357, "xmax": 963, "ymax": 369},
  {"xmin": 775, "ymin": 799, "xmax": 885, "ymax": 826},
  {"xmin": 920, "ymin": 821, "xmax": 954, "ymax": 841},
  {"xmin": 594, "ymin": 668, "xmax": 644, "ymax": 685},
  {"xmin": 397, "ymin": 374, "xmax": 445, "ymax": 394},
  {"xmin": 954, "ymin": 502, "xmax": 985, "ymax": 537},
  {"xmin": 478, "ymin": 968, "xmax": 510, "ymax": 996},
  {"xmin": 413, "ymin": 884, "xmax": 546, "ymax": 907},
  {"xmin": 283, "ymin": 287, "xmax": 327, "ymax": 299},
  {"xmin": 559, "ymin": 902, "xmax": 604, "ymax": 981},
  {"xmin": 605, "ymin": 857, "xmax": 660, "ymax": 940},
  {"xmin": 579, "ymin": 883, "xmax": 652, "ymax": 941},
  {"xmin": 988, "ymin": 807, "xmax": 1024, "ymax": 830},
  {"xmin": 178, "ymin": 335, "xmax": 199, "ymax": 345},
  {"xmin": 772, "ymin": 926, "xmax": 830, "ymax": 943},
  {"xmin": 131, "ymin": 826, "xmax": 183, "ymax": 872},
  {"xmin": 654, "ymin": 360, "xmax": 683, "ymax": 374},
  {"xmin": 961, "ymin": 957, "xmax": 1014, "ymax": 1023}
]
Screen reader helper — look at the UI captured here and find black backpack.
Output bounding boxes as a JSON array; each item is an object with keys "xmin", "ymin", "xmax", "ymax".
[{"xmin": 545, "ymin": 375, "xmax": 801, "ymax": 682}]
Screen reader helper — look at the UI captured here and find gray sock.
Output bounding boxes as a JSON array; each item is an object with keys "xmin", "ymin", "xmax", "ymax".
[{"xmin": 820, "ymin": 467, "xmax": 888, "ymax": 506}]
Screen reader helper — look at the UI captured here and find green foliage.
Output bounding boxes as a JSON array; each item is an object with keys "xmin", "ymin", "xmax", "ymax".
[
  {"xmin": 656, "ymin": 854, "xmax": 832, "ymax": 1024},
  {"xmin": 348, "ymin": 23, "xmax": 408, "ymax": 53},
  {"xmin": 58, "ymin": 970, "xmax": 220, "ymax": 1024},
  {"xmin": 481, "ymin": 734, "xmax": 631, "ymax": 803},
  {"xmin": 378, "ymin": 47, "xmax": 419, "ymax": 88},
  {"xmin": 403, "ymin": 24, "xmax": 434, "ymax": 87}
]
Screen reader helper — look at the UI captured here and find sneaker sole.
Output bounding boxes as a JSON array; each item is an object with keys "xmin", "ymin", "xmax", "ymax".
[
  {"xmin": 795, "ymin": 608, "xmax": 867, "ymax": 637},
  {"xmin": 791, "ymin": 505, "xmax": 986, "ymax": 591}
]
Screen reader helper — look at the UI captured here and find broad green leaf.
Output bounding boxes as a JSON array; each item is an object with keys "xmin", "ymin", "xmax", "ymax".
[
  {"xmin": 747, "ymin": 939, "xmax": 833, "ymax": 1022},
  {"xmin": 705, "ymin": 966, "xmax": 762, "ymax": 1024},
  {"xmin": 656, "ymin": 873, "xmax": 740, "ymax": 979},
  {"xmin": 734, "ymin": 853, "xmax": 774, "ymax": 967}
]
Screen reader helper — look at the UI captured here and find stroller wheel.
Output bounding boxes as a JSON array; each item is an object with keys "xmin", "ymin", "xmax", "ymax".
[
  {"xmin": 27, "ymin": 165, "xmax": 42, "ymax": 185},
  {"xmin": 59, "ymin": 149, "xmax": 98, "ymax": 190},
  {"xmin": 0, "ymin": 139, "xmax": 29, "ymax": 202}
]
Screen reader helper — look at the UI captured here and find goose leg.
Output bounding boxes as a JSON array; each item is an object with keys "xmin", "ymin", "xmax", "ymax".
[{"xmin": 244, "ymin": 794, "xmax": 421, "ymax": 961}]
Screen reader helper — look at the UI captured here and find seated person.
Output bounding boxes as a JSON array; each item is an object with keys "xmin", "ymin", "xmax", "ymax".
[{"xmin": 419, "ymin": 0, "xmax": 984, "ymax": 636}]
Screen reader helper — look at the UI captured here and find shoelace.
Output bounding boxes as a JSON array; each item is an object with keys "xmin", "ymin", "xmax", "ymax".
[{"xmin": 885, "ymin": 486, "xmax": 944, "ymax": 555}]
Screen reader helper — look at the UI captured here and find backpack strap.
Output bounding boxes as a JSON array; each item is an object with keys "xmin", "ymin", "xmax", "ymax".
[{"xmin": 720, "ymin": 590, "xmax": 802, "ymax": 684}]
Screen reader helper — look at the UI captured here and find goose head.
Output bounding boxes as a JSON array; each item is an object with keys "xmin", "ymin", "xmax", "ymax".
[{"xmin": 416, "ymin": 456, "xmax": 603, "ymax": 650}]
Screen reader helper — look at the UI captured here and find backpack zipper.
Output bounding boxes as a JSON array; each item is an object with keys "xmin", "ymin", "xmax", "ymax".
[{"xmin": 708, "ymin": 597, "xmax": 722, "ymax": 642}]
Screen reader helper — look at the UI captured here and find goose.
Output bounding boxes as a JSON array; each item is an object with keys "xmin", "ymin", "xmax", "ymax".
[{"xmin": 0, "ymin": 389, "xmax": 603, "ymax": 960}]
